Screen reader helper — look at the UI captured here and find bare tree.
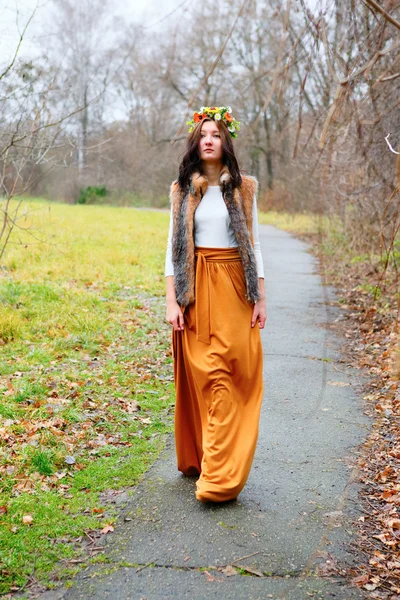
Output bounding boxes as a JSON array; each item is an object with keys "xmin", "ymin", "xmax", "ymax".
[
  {"xmin": 44, "ymin": 0, "xmax": 122, "ymax": 180},
  {"xmin": 0, "ymin": 10, "xmax": 78, "ymax": 262}
]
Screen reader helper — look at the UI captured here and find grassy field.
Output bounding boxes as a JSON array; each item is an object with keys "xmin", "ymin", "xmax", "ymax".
[
  {"xmin": 258, "ymin": 210, "xmax": 332, "ymax": 235},
  {"xmin": 0, "ymin": 199, "xmax": 174, "ymax": 594}
]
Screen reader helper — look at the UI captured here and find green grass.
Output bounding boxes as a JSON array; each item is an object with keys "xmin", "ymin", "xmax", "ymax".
[{"xmin": 0, "ymin": 198, "xmax": 174, "ymax": 594}]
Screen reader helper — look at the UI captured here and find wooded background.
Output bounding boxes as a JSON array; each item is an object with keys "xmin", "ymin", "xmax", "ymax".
[{"xmin": 1, "ymin": 0, "xmax": 400, "ymax": 258}]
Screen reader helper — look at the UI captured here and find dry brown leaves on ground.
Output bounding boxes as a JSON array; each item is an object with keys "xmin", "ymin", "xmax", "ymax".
[{"xmin": 313, "ymin": 244, "xmax": 400, "ymax": 599}]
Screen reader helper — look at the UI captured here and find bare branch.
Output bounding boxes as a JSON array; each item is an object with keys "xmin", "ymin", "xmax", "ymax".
[
  {"xmin": 385, "ymin": 133, "xmax": 400, "ymax": 155},
  {"xmin": 142, "ymin": 0, "xmax": 191, "ymax": 30},
  {"xmin": 172, "ymin": 0, "xmax": 251, "ymax": 142},
  {"xmin": 377, "ymin": 72, "xmax": 400, "ymax": 83},
  {"xmin": 362, "ymin": 0, "xmax": 400, "ymax": 32},
  {"xmin": 252, "ymin": 0, "xmax": 291, "ymax": 130},
  {"xmin": 340, "ymin": 40, "xmax": 400, "ymax": 85},
  {"xmin": 0, "ymin": 4, "xmax": 38, "ymax": 81}
]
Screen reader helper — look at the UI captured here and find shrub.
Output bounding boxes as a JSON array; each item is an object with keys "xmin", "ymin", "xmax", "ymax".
[{"xmin": 77, "ymin": 186, "xmax": 109, "ymax": 205}]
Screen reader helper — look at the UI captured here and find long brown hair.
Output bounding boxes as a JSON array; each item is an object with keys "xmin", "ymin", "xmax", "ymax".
[{"xmin": 177, "ymin": 118, "xmax": 242, "ymax": 191}]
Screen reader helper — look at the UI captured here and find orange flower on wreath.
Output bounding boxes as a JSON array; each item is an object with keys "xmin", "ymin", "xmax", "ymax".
[
  {"xmin": 193, "ymin": 112, "xmax": 203, "ymax": 123},
  {"xmin": 224, "ymin": 113, "xmax": 233, "ymax": 122}
]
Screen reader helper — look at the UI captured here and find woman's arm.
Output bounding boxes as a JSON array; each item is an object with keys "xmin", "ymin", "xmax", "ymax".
[
  {"xmin": 166, "ymin": 276, "xmax": 184, "ymax": 331},
  {"xmin": 252, "ymin": 194, "xmax": 264, "ymax": 278},
  {"xmin": 251, "ymin": 278, "xmax": 267, "ymax": 329},
  {"xmin": 165, "ymin": 206, "xmax": 184, "ymax": 331},
  {"xmin": 251, "ymin": 194, "xmax": 267, "ymax": 329}
]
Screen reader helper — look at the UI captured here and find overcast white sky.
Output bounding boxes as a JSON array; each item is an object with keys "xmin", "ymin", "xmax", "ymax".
[{"xmin": 0, "ymin": 0, "xmax": 183, "ymax": 64}]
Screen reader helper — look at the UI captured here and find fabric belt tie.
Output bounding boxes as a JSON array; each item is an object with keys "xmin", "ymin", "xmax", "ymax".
[{"xmin": 194, "ymin": 247, "xmax": 242, "ymax": 345}]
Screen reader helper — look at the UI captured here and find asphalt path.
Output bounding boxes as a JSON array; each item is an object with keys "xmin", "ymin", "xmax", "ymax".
[{"xmin": 43, "ymin": 225, "xmax": 370, "ymax": 600}]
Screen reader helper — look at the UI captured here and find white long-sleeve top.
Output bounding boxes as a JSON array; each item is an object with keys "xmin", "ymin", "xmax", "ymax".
[{"xmin": 165, "ymin": 185, "xmax": 264, "ymax": 278}]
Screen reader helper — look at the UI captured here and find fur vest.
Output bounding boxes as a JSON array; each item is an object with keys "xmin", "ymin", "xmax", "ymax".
[{"xmin": 170, "ymin": 166, "xmax": 261, "ymax": 307}]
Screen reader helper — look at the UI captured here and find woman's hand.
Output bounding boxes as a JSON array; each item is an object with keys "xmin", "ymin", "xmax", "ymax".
[
  {"xmin": 166, "ymin": 301, "xmax": 184, "ymax": 331},
  {"xmin": 251, "ymin": 297, "xmax": 267, "ymax": 329},
  {"xmin": 166, "ymin": 276, "xmax": 184, "ymax": 331},
  {"xmin": 251, "ymin": 278, "xmax": 267, "ymax": 329}
]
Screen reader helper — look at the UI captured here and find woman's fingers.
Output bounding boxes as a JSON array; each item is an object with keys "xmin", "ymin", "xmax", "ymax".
[
  {"xmin": 258, "ymin": 316, "xmax": 266, "ymax": 329},
  {"xmin": 172, "ymin": 315, "xmax": 183, "ymax": 331},
  {"xmin": 251, "ymin": 307, "xmax": 267, "ymax": 329},
  {"xmin": 166, "ymin": 303, "xmax": 184, "ymax": 331},
  {"xmin": 259, "ymin": 310, "xmax": 267, "ymax": 328},
  {"xmin": 168, "ymin": 311, "xmax": 184, "ymax": 331}
]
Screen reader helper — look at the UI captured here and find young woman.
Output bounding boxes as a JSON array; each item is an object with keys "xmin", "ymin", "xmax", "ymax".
[{"xmin": 165, "ymin": 107, "xmax": 266, "ymax": 503}]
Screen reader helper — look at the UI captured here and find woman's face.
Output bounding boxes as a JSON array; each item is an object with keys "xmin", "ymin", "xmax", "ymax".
[{"xmin": 199, "ymin": 120, "xmax": 223, "ymax": 163}]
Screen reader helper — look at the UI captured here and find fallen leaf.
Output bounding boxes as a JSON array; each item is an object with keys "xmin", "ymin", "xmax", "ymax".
[
  {"xmin": 22, "ymin": 515, "xmax": 33, "ymax": 525},
  {"xmin": 373, "ymin": 550, "xmax": 386, "ymax": 560},
  {"xmin": 387, "ymin": 518, "xmax": 400, "ymax": 530},
  {"xmin": 101, "ymin": 524, "xmax": 114, "ymax": 534},
  {"xmin": 351, "ymin": 574, "xmax": 369, "ymax": 586}
]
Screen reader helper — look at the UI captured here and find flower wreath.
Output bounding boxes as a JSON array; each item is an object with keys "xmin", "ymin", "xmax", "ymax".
[{"xmin": 186, "ymin": 106, "xmax": 240, "ymax": 138}]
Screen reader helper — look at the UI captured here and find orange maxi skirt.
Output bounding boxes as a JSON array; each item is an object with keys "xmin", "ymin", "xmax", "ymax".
[{"xmin": 172, "ymin": 247, "xmax": 264, "ymax": 503}]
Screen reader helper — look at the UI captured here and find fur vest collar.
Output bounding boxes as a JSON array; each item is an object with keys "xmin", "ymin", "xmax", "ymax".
[{"xmin": 170, "ymin": 166, "xmax": 260, "ymax": 307}]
